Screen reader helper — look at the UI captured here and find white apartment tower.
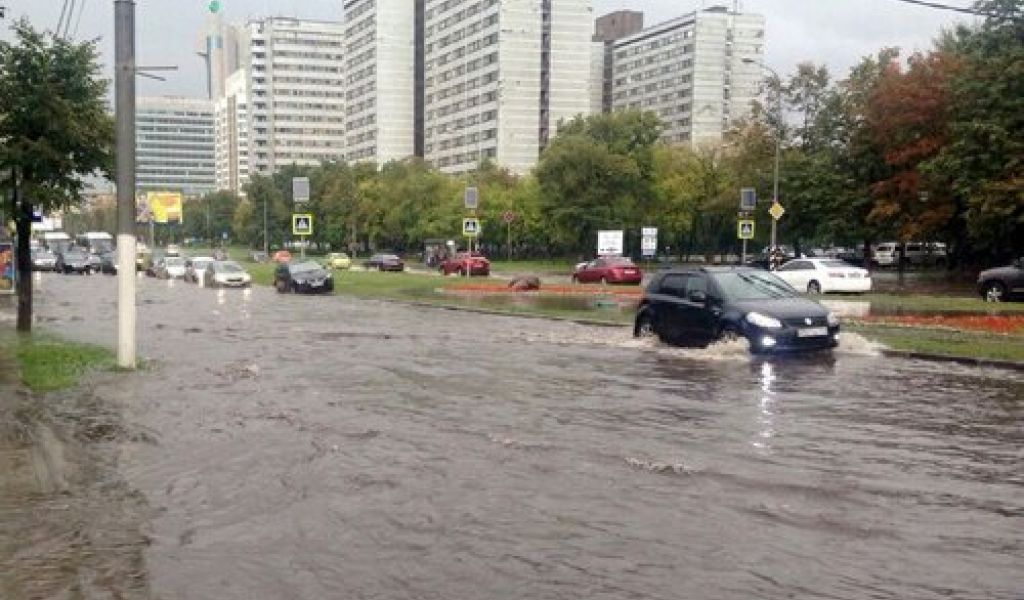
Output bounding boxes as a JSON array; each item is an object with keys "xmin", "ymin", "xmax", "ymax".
[
  {"xmin": 244, "ymin": 18, "xmax": 346, "ymax": 175},
  {"xmin": 343, "ymin": 0, "xmax": 417, "ymax": 164},
  {"xmin": 136, "ymin": 96, "xmax": 217, "ymax": 196},
  {"xmin": 422, "ymin": 0, "xmax": 594, "ymax": 175},
  {"xmin": 214, "ymin": 70, "xmax": 250, "ymax": 194},
  {"xmin": 609, "ymin": 6, "xmax": 764, "ymax": 147}
]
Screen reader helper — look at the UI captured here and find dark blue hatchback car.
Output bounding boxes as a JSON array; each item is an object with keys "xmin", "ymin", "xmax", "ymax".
[{"xmin": 634, "ymin": 266, "xmax": 840, "ymax": 353}]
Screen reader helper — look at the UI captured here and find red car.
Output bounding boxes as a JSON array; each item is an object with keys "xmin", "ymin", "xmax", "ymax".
[
  {"xmin": 572, "ymin": 257, "xmax": 643, "ymax": 285},
  {"xmin": 440, "ymin": 252, "xmax": 490, "ymax": 276}
]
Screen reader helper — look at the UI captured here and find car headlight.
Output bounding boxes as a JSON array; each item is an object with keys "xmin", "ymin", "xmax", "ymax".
[
  {"xmin": 827, "ymin": 312, "xmax": 840, "ymax": 327},
  {"xmin": 746, "ymin": 312, "xmax": 783, "ymax": 329}
]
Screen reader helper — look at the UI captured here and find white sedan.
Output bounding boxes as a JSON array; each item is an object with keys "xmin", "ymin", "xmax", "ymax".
[{"xmin": 774, "ymin": 258, "xmax": 872, "ymax": 294}]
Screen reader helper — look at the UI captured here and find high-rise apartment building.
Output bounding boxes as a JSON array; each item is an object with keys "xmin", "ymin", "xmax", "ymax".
[
  {"xmin": 592, "ymin": 10, "xmax": 643, "ymax": 114},
  {"xmin": 608, "ymin": 6, "xmax": 764, "ymax": 148},
  {"xmin": 244, "ymin": 17, "xmax": 346, "ymax": 175},
  {"xmin": 342, "ymin": 0, "xmax": 416, "ymax": 164},
  {"xmin": 214, "ymin": 70, "xmax": 250, "ymax": 194},
  {"xmin": 136, "ymin": 96, "xmax": 217, "ymax": 196},
  {"xmin": 422, "ymin": 0, "xmax": 593, "ymax": 175}
]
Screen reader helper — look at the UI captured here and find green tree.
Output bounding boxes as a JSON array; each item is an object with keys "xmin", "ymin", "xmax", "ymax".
[{"xmin": 0, "ymin": 20, "xmax": 113, "ymax": 331}]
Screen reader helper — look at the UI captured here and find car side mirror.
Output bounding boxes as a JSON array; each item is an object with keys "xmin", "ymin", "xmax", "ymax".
[{"xmin": 688, "ymin": 290, "xmax": 707, "ymax": 304}]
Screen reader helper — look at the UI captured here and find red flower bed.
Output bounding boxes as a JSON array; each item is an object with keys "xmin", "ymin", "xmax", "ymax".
[
  {"xmin": 858, "ymin": 314, "xmax": 1024, "ymax": 335},
  {"xmin": 445, "ymin": 282, "xmax": 643, "ymax": 297}
]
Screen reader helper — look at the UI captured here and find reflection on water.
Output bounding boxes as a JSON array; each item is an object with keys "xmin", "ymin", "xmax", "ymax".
[{"xmin": 754, "ymin": 361, "xmax": 776, "ymax": 454}]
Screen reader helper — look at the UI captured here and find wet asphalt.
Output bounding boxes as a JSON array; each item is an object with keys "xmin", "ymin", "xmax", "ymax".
[{"xmin": 6, "ymin": 272, "xmax": 1023, "ymax": 599}]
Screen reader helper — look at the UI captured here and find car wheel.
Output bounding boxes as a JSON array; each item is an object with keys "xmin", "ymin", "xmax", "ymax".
[
  {"xmin": 982, "ymin": 281, "xmax": 1006, "ymax": 303},
  {"xmin": 571, "ymin": 275, "xmax": 579, "ymax": 284},
  {"xmin": 718, "ymin": 326, "xmax": 743, "ymax": 344},
  {"xmin": 634, "ymin": 313, "xmax": 657, "ymax": 339},
  {"xmin": 460, "ymin": 268, "xmax": 467, "ymax": 277},
  {"xmin": 807, "ymin": 280, "xmax": 822, "ymax": 294},
  {"xmin": 275, "ymin": 280, "xmax": 287, "ymax": 294},
  {"xmin": 378, "ymin": 265, "xmax": 385, "ymax": 272}
]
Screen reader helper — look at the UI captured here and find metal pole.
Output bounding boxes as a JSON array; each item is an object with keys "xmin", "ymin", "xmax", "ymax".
[
  {"xmin": 114, "ymin": 0, "xmax": 137, "ymax": 369},
  {"xmin": 771, "ymin": 70, "xmax": 782, "ymax": 253},
  {"xmin": 741, "ymin": 238, "xmax": 747, "ymax": 265},
  {"xmin": 263, "ymin": 192, "xmax": 268, "ymax": 256}
]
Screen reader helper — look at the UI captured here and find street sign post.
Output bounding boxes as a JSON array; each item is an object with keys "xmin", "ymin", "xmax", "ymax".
[
  {"xmin": 641, "ymin": 227, "xmax": 657, "ymax": 258},
  {"xmin": 462, "ymin": 217, "xmax": 480, "ymax": 238},
  {"xmin": 502, "ymin": 211, "xmax": 516, "ymax": 259},
  {"xmin": 292, "ymin": 177, "xmax": 310, "ymax": 204},
  {"xmin": 292, "ymin": 213, "xmax": 313, "ymax": 257}
]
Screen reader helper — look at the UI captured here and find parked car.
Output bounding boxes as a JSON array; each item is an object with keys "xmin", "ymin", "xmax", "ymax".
[
  {"xmin": 439, "ymin": 252, "xmax": 490, "ymax": 276},
  {"xmin": 364, "ymin": 253, "xmax": 405, "ymax": 272},
  {"xmin": 774, "ymin": 258, "xmax": 872, "ymax": 294},
  {"xmin": 272, "ymin": 250, "xmax": 292, "ymax": 263},
  {"xmin": 325, "ymin": 252, "xmax": 352, "ymax": 270},
  {"xmin": 873, "ymin": 242, "xmax": 947, "ymax": 267},
  {"xmin": 99, "ymin": 251, "xmax": 118, "ymax": 274},
  {"xmin": 152, "ymin": 256, "xmax": 187, "ymax": 279},
  {"xmin": 56, "ymin": 249, "xmax": 93, "ymax": 274},
  {"xmin": 977, "ymin": 258, "xmax": 1024, "ymax": 302},
  {"xmin": 274, "ymin": 260, "xmax": 333, "ymax": 294},
  {"xmin": 572, "ymin": 257, "xmax": 643, "ymax": 285},
  {"xmin": 184, "ymin": 257, "xmax": 214, "ymax": 284},
  {"xmin": 31, "ymin": 249, "xmax": 57, "ymax": 271},
  {"xmin": 203, "ymin": 260, "xmax": 252, "ymax": 288},
  {"xmin": 165, "ymin": 244, "xmax": 182, "ymax": 257},
  {"xmin": 634, "ymin": 266, "xmax": 840, "ymax": 354}
]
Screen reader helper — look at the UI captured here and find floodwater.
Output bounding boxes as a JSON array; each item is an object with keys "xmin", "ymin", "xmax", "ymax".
[{"xmin": 4, "ymin": 273, "xmax": 1023, "ymax": 599}]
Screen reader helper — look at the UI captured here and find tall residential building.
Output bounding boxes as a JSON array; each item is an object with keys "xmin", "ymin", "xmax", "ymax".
[
  {"xmin": 608, "ymin": 6, "xmax": 765, "ymax": 148},
  {"xmin": 136, "ymin": 96, "xmax": 217, "ymax": 196},
  {"xmin": 214, "ymin": 70, "xmax": 249, "ymax": 194},
  {"xmin": 422, "ymin": 0, "xmax": 594, "ymax": 175},
  {"xmin": 342, "ymin": 0, "xmax": 416, "ymax": 164},
  {"xmin": 244, "ymin": 17, "xmax": 346, "ymax": 175},
  {"xmin": 592, "ymin": 10, "xmax": 644, "ymax": 113}
]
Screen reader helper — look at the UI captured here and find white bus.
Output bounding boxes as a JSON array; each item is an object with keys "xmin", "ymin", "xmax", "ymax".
[{"xmin": 76, "ymin": 231, "xmax": 114, "ymax": 255}]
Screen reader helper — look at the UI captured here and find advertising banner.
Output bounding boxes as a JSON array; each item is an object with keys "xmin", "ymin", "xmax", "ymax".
[
  {"xmin": 597, "ymin": 230, "xmax": 624, "ymax": 256},
  {"xmin": 0, "ymin": 241, "xmax": 14, "ymax": 294},
  {"xmin": 148, "ymin": 192, "xmax": 184, "ymax": 224}
]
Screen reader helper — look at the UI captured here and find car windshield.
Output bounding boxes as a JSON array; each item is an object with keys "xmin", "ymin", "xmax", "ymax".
[
  {"xmin": 215, "ymin": 261, "xmax": 244, "ymax": 273},
  {"xmin": 36, "ymin": 251, "xmax": 55, "ymax": 259},
  {"xmin": 165, "ymin": 257, "xmax": 185, "ymax": 267},
  {"xmin": 712, "ymin": 271, "xmax": 798, "ymax": 300},
  {"xmin": 289, "ymin": 261, "xmax": 322, "ymax": 274},
  {"xmin": 381, "ymin": 255, "xmax": 399, "ymax": 261},
  {"xmin": 329, "ymin": 253, "xmax": 348, "ymax": 259},
  {"xmin": 192, "ymin": 259, "xmax": 213, "ymax": 269},
  {"xmin": 64, "ymin": 251, "xmax": 86, "ymax": 260},
  {"xmin": 820, "ymin": 260, "xmax": 852, "ymax": 268}
]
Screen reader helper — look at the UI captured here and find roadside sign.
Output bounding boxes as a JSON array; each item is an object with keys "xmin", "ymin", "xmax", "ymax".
[
  {"xmin": 502, "ymin": 210, "xmax": 516, "ymax": 224},
  {"xmin": 463, "ymin": 217, "xmax": 480, "ymax": 237},
  {"xmin": 293, "ymin": 177, "xmax": 310, "ymax": 203},
  {"xmin": 738, "ymin": 219, "xmax": 755, "ymax": 240},
  {"xmin": 769, "ymin": 201, "xmax": 786, "ymax": 220},
  {"xmin": 641, "ymin": 227, "xmax": 657, "ymax": 257},
  {"xmin": 292, "ymin": 213, "xmax": 313, "ymax": 236},
  {"xmin": 464, "ymin": 187, "xmax": 479, "ymax": 210},
  {"xmin": 740, "ymin": 188, "xmax": 757, "ymax": 212},
  {"xmin": 597, "ymin": 230, "xmax": 624, "ymax": 256}
]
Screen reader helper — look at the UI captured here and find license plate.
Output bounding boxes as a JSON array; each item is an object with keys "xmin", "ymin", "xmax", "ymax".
[
  {"xmin": 798, "ymin": 327, "xmax": 828, "ymax": 337},
  {"xmin": 311, "ymin": 279, "xmax": 324, "ymax": 286}
]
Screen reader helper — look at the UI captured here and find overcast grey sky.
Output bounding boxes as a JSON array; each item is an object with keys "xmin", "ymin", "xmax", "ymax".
[{"xmin": 2, "ymin": 0, "xmax": 978, "ymax": 98}]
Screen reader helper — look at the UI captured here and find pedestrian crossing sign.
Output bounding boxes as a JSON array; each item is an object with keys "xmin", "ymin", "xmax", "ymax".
[
  {"xmin": 737, "ymin": 219, "xmax": 755, "ymax": 240},
  {"xmin": 292, "ymin": 213, "xmax": 313, "ymax": 236},
  {"xmin": 463, "ymin": 217, "xmax": 480, "ymax": 237}
]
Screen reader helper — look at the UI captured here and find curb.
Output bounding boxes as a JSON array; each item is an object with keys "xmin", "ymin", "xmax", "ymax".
[
  {"xmin": 879, "ymin": 349, "xmax": 1024, "ymax": 371},
  {"xmin": 375, "ymin": 298, "xmax": 629, "ymax": 329}
]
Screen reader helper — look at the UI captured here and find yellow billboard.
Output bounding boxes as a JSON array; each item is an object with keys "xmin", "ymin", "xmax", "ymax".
[{"xmin": 147, "ymin": 192, "xmax": 184, "ymax": 224}]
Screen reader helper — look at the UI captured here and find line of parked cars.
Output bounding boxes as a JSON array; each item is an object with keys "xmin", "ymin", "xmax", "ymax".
[{"xmin": 145, "ymin": 253, "xmax": 253, "ymax": 288}]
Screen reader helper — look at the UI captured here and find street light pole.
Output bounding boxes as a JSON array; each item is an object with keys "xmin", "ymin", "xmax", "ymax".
[
  {"xmin": 743, "ymin": 57, "xmax": 783, "ymax": 252},
  {"xmin": 114, "ymin": 0, "xmax": 137, "ymax": 369}
]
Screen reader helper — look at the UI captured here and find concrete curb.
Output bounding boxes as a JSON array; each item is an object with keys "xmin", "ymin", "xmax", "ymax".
[
  {"xmin": 377, "ymin": 298, "xmax": 629, "ymax": 329},
  {"xmin": 880, "ymin": 349, "xmax": 1024, "ymax": 371}
]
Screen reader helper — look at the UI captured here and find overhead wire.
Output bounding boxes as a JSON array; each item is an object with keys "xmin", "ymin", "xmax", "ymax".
[
  {"xmin": 71, "ymin": 0, "xmax": 88, "ymax": 39},
  {"xmin": 887, "ymin": 0, "xmax": 1017, "ymax": 20},
  {"xmin": 56, "ymin": 0, "xmax": 71, "ymax": 35},
  {"xmin": 62, "ymin": 0, "xmax": 77, "ymax": 38}
]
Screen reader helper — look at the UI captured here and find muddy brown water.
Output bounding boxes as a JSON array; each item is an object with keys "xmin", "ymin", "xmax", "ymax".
[{"xmin": 4, "ymin": 273, "xmax": 1022, "ymax": 599}]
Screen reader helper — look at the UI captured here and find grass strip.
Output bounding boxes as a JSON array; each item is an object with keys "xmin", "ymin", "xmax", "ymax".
[
  {"xmin": 846, "ymin": 323, "xmax": 1024, "ymax": 363},
  {"xmin": 0, "ymin": 334, "xmax": 115, "ymax": 393}
]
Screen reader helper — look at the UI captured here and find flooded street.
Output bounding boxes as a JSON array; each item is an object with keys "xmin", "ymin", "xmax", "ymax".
[{"xmin": 10, "ymin": 273, "xmax": 1024, "ymax": 599}]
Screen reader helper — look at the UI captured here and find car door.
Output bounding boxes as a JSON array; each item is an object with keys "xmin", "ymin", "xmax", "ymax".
[
  {"xmin": 653, "ymin": 274, "xmax": 689, "ymax": 342},
  {"xmin": 680, "ymin": 274, "xmax": 717, "ymax": 345},
  {"xmin": 779, "ymin": 260, "xmax": 814, "ymax": 291},
  {"xmin": 1010, "ymin": 260, "xmax": 1024, "ymax": 295}
]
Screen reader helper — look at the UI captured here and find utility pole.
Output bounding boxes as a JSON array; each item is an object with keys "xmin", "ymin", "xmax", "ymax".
[{"xmin": 114, "ymin": 0, "xmax": 137, "ymax": 368}]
